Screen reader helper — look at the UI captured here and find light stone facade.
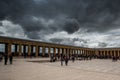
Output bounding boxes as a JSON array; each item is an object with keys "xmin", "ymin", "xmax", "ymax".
[{"xmin": 0, "ymin": 36, "xmax": 120, "ymax": 58}]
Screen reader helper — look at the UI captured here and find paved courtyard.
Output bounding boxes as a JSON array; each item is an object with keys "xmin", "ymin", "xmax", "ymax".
[{"xmin": 0, "ymin": 58, "xmax": 120, "ymax": 80}]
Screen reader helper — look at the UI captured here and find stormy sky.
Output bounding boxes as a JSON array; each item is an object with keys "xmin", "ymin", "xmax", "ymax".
[{"xmin": 0, "ymin": 0, "xmax": 120, "ymax": 48}]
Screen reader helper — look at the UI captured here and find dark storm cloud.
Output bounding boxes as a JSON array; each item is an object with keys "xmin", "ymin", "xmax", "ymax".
[
  {"xmin": 98, "ymin": 42, "xmax": 108, "ymax": 48},
  {"xmin": 72, "ymin": 38, "xmax": 88, "ymax": 43},
  {"xmin": 0, "ymin": 32, "xmax": 4, "ymax": 35},
  {"xmin": 1, "ymin": 0, "xmax": 120, "ymax": 39},
  {"xmin": 50, "ymin": 38, "xmax": 63, "ymax": 44},
  {"xmin": 26, "ymin": 31, "xmax": 40, "ymax": 39},
  {"xmin": 49, "ymin": 37, "xmax": 89, "ymax": 46},
  {"xmin": 0, "ymin": 21, "xmax": 2, "ymax": 26},
  {"xmin": 63, "ymin": 18, "xmax": 79, "ymax": 34}
]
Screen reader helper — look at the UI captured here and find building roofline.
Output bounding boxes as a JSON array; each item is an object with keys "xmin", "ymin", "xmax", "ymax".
[{"xmin": 0, "ymin": 36, "xmax": 86, "ymax": 48}]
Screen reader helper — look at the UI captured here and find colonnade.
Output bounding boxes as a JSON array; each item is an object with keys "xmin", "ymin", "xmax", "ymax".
[
  {"xmin": 3, "ymin": 43, "xmax": 95, "ymax": 58},
  {"xmin": 95, "ymin": 49, "xmax": 120, "ymax": 58},
  {"xmin": 1, "ymin": 36, "xmax": 120, "ymax": 59}
]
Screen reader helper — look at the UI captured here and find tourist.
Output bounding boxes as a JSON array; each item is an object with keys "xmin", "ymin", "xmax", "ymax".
[
  {"xmin": 0, "ymin": 54, "xmax": 3, "ymax": 62},
  {"xmin": 72, "ymin": 54, "xmax": 75, "ymax": 62},
  {"xmin": 4, "ymin": 54, "xmax": 8, "ymax": 65},
  {"xmin": 89, "ymin": 55, "xmax": 92, "ymax": 60},
  {"xmin": 60, "ymin": 53, "xmax": 64, "ymax": 66},
  {"xmin": 9, "ymin": 54, "xmax": 13, "ymax": 64},
  {"xmin": 50, "ymin": 55, "xmax": 54, "ymax": 62},
  {"xmin": 64, "ymin": 54, "xmax": 69, "ymax": 66}
]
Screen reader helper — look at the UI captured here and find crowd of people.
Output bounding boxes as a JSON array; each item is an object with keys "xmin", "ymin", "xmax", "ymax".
[
  {"xmin": 0, "ymin": 52, "xmax": 120, "ymax": 66},
  {"xmin": 50, "ymin": 53, "xmax": 120, "ymax": 66},
  {"xmin": 0, "ymin": 53, "xmax": 13, "ymax": 65},
  {"xmin": 50, "ymin": 53, "xmax": 93, "ymax": 66}
]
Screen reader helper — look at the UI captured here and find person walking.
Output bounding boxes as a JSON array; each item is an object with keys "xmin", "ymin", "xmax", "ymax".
[
  {"xmin": 9, "ymin": 54, "xmax": 13, "ymax": 64},
  {"xmin": 60, "ymin": 53, "xmax": 64, "ymax": 66},
  {"xmin": 64, "ymin": 54, "xmax": 69, "ymax": 66},
  {"xmin": 4, "ymin": 54, "xmax": 8, "ymax": 65},
  {"xmin": 0, "ymin": 54, "xmax": 3, "ymax": 62},
  {"xmin": 72, "ymin": 54, "xmax": 75, "ymax": 62}
]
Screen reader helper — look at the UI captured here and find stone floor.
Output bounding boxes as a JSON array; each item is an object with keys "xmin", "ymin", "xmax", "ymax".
[{"xmin": 0, "ymin": 58, "xmax": 120, "ymax": 80}]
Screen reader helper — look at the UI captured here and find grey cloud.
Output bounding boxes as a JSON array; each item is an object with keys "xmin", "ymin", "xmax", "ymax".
[
  {"xmin": 26, "ymin": 31, "xmax": 41, "ymax": 39},
  {"xmin": 63, "ymin": 18, "xmax": 79, "ymax": 34},
  {"xmin": 49, "ymin": 37, "xmax": 75, "ymax": 46},
  {"xmin": 49, "ymin": 37, "xmax": 89, "ymax": 46},
  {"xmin": 98, "ymin": 42, "xmax": 108, "ymax": 48},
  {"xmin": 1, "ymin": 0, "xmax": 120, "ymax": 39},
  {"xmin": 0, "ymin": 21, "xmax": 2, "ymax": 26},
  {"xmin": 72, "ymin": 38, "xmax": 79, "ymax": 42},
  {"xmin": 72, "ymin": 38, "xmax": 88, "ymax": 43},
  {"xmin": 0, "ymin": 32, "xmax": 4, "ymax": 35},
  {"xmin": 50, "ymin": 38, "xmax": 63, "ymax": 44},
  {"xmin": 19, "ymin": 16, "xmax": 44, "ymax": 32}
]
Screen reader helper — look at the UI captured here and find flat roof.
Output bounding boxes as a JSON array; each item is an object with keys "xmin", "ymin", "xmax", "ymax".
[{"xmin": 0, "ymin": 36, "xmax": 86, "ymax": 48}]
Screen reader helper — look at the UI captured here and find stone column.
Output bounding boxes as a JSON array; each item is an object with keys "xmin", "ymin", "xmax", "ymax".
[
  {"xmin": 54, "ymin": 47, "xmax": 56, "ymax": 56},
  {"xmin": 79, "ymin": 50, "xmax": 80, "ymax": 54},
  {"xmin": 111, "ymin": 50, "xmax": 113, "ymax": 57},
  {"xmin": 74, "ymin": 49, "xmax": 76, "ymax": 54},
  {"xmin": 114, "ymin": 50, "xmax": 116, "ymax": 57},
  {"xmin": 71, "ymin": 49, "xmax": 73, "ymax": 54},
  {"xmin": 107, "ymin": 51, "xmax": 109, "ymax": 57},
  {"xmin": 5, "ymin": 43, "xmax": 12, "ymax": 56},
  {"xmin": 72, "ymin": 49, "xmax": 75, "ymax": 54},
  {"xmin": 8, "ymin": 44, "xmax": 12, "ymax": 56},
  {"xmin": 80, "ymin": 49, "xmax": 82, "ymax": 54},
  {"xmin": 117, "ymin": 50, "xmax": 119, "ymax": 57},
  {"xmin": 64, "ymin": 48, "xmax": 66, "ymax": 54},
  {"xmin": 31, "ymin": 45, "xmax": 34, "ymax": 57},
  {"xmin": 88, "ymin": 50, "xmax": 89, "ymax": 55},
  {"xmin": 62, "ymin": 48, "xmax": 64, "ymax": 54},
  {"xmin": 42, "ymin": 46, "xmax": 45, "ymax": 56},
  {"xmin": 48, "ymin": 47, "xmax": 51, "ymax": 57},
  {"xmin": 70, "ymin": 49, "xmax": 72, "ymax": 54},
  {"xmin": 63, "ymin": 48, "xmax": 65, "ymax": 54},
  {"xmin": 23, "ymin": 45, "xmax": 26, "ymax": 58},
  {"xmin": 72, "ymin": 49, "xmax": 74, "ymax": 54},
  {"xmin": 82, "ymin": 49, "xmax": 84, "ymax": 55},
  {"xmin": 81, "ymin": 49, "xmax": 83, "ymax": 55},
  {"xmin": 79, "ymin": 49, "xmax": 81, "ymax": 54},
  {"xmin": 116, "ymin": 50, "xmax": 118, "ymax": 57},
  {"xmin": 106, "ymin": 51, "xmax": 107, "ymax": 57},
  {"xmin": 118, "ymin": 50, "xmax": 120, "ymax": 57},
  {"xmin": 95, "ymin": 50, "xmax": 97, "ymax": 57},
  {"xmin": 15, "ymin": 44, "xmax": 18, "ymax": 55},
  {"xmin": 103, "ymin": 51, "xmax": 105, "ymax": 56},
  {"xmin": 86, "ymin": 50, "xmax": 88, "ymax": 56},
  {"xmin": 65, "ymin": 48, "xmax": 67, "ymax": 54},
  {"xmin": 58, "ymin": 48, "xmax": 60, "ymax": 55},
  {"xmin": 67, "ymin": 48, "xmax": 69, "ymax": 54},
  {"xmin": 84, "ymin": 50, "xmax": 86, "ymax": 55},
  {"xmin": 86, "ymin": 50, "xmax": 87, "ymax": 56},
  {"xmin": 19, "ymin": 44, "xmax": 22, "ymax": 56},
  {"xmin": 76, "ymin": 49, "xmax": 78, "ymax": 54},
  {"xmin": 89, "ymin": 50, "xmax": 91, "ymax": 56},
  {"xmin": 87, "ymin": 50, "xmax": 89, "ymax": 56},
  {"xmin": 36, "ymin": 45, "xmax": 38, "ymax": 57},
  {"xmin": 84, "ymin": 50, "xmax": 85, "ymax": 56},
  {"xmin": 28, "ymin": 45, "xmax": 31, "ymax": 56}
]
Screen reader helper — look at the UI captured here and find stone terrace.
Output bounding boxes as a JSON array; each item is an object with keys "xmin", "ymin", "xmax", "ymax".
[{"xmin": 0, "ymin": 58, "xmax": 120, "ymax": 80}]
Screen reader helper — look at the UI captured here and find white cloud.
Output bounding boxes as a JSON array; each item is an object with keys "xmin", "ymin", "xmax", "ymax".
[
  {"xmin": 0, "ymin": 20, "xmax": 27, "ymax": 38},
  {"xmin": 42, "ymin": 28, "xmax": 120, "ymax": 48},
  {"xmin": 1, "ymin": 20, "xmax": 120, "ymax": 48}
]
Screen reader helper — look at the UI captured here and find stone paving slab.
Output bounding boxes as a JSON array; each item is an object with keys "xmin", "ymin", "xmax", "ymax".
[
  {"xmin": 46, "ymin": 59, "xmax": 120, "ymax": 75},
  {"xmin": 0, "ymin": 58, "xmax": 120, "ymax": 80}
]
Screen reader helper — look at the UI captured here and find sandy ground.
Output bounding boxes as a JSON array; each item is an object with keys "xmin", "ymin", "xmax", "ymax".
[{"xmin": 0, "ymin": 58, "xmax": 120, "ymax": 80}]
